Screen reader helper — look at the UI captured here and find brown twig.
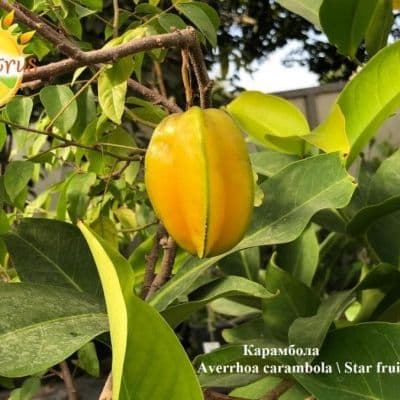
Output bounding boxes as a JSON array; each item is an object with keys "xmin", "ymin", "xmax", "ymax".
[
  {"xmin": 59, "ymin": 361, "xmax": 78, "ymax": 400},
  {"xmin": 0, "ymin": 119, "xmax": 145, "ymax": 162},
  {"xmin": 187, "ymin": 30, "xmax": 213, "ymax": 108},
  {"xmin": 127, "ymin": 79, "xmax": 182, "ymax": 113},
  {"xmin": 140, "ymin": 224, "xmax": 166, "ymax": 299},
  {"xmin": 153, "ymin": 62, "xmax": 168, "ymax": 98},
  {"xmin": 145, "ymin": 234, "xmax": 177, "ymax": 300},
  {"xmin": 181, "ymin": 48, "xmax": 193, "ymax": 108},
  {"xmin": 261, "ymin": 379, "xmax": 295, "ymax": 400},
  {"xmin": 23, "ymin": 28, "xmax": 198, "ymax": 82},
  {"xmin": 99, "ymin": 373, "xmax": 112, "ymax": 400}
]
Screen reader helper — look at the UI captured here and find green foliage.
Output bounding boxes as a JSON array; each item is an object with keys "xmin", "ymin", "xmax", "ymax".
[
  {"xmin": 276, "ymin": 0, "xmax": 323, "ymax": 27},
  {"xmin": 1, "ymin": 2, "xmax": 400, "ymax": 399},
  {"xmin": 0, "ymin": 283, "xmax": 108, "ymax": 377},
  {"xmin": 40, "ymin": 85, "xmax": 78, "ymax": 132},
  {"xmin": 296, "ymin": 323, "xmax": 400, "ymax": 399},
  {"xmin": 4, "ymin": 218, "xmax": 103, "ymax": 299}
]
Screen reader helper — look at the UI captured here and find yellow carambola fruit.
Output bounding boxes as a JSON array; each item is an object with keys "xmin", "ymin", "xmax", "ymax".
[{"xmin": 145, "ymin": 107, "xmax": 254, "ymax": 258}]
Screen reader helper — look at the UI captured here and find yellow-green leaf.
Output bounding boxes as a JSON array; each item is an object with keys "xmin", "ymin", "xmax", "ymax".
[
  {"xmin": 227, "ymin": 91, "xmax": 308, "ymax": 155},
  {"xmin": 78, "ymin": 223, "xmax": 203, "ymax": 400},
  {"xmin": 302, "ymin": 104, "xmax": 349, "ymax": 155}
]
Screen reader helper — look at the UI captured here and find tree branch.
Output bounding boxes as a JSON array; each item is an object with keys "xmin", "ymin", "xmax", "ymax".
[
  {"xmin": 261, "ymin": 379, "xmax": 295, "ymax": 400},
  {"xmin": 187, "ymin": 30, "xmax": 213, "ymax": 108},
  {"xmin": 127, "ymin": 79, "xmax": 182, "ymax": 113},
  {"xmin": 23, "ymin": 28, "xmax": 198, "ymax": 82},
  {"xmin": 140, "ymin": 224, "xmax": 166, "ymax": 300},
  {"xmin": 181, "ymin": 48, "xmax": 193, "ymax": 108},
  {"xmin": 59, "ymin": 361, "xmax": 78, "ymax": 400},
  {"xmin": 145, "ymin": 234, "xmax": 177, "ymax": 300}
]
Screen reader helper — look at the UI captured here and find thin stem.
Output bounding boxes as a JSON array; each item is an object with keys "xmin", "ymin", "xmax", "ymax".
[
  {"xmin": 145, "ymin": 235, "xmax": 177, "ymax": 300},
  {"xmin": 112, "ymin": 0, "xmax": 120, "ymax": 38},
  {"xmin": 260, "ymin": 379, "xmax": 295, "ymax": 400},
  {"xmin": 140, "ymin": 224, "xmax": 166, "ymax": 300},
  {"xmin": 181, "ymin": 48, "xmax": 193, "ymax": 109},
  {"xmin": 124, "ymin": 107, "xmax": 158, "ymax": 128},
  {"xmin": 127, "ymin": 79, "xmax": 182, "ymax": 114},
  {"xmin": 46, "ymin": 68, "xmax": 104, "ymax": 132},
  {"xmin": 187, "ymin": 29, "xmax": 213, "ymax": 108},
  {"xmin": 153, "ymin": 62, "xmax": 168, "ymax": 98},
  {"xmin": 59, "ymin": 361, "xmax": 78, "ymax": 400},
  {"xmin": 0, "ymin": 119, "xmax": 145, "ymax": 161},
  {"xmin": 120, "ymin": 220, "xmax": 158, "ymax": 233},
  {"xmin": 203, "ymin": 390, "xmax": 248, "ymax": 400}
]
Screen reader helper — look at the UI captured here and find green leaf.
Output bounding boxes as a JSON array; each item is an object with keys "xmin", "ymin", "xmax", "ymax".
[
  {"xmin": 347, "ymin": 196, "xmax": 400, "ymax": 236},
  {"xmin": 0, "ymin": 123, "xmax": 6, "ymax": 151},
  {"xmin": 230, "ymin": 377, "xmax": 309, "ymax": 399},
  {"xmin": 277, "ymin": 0, "xmax": 322, "ymax": 27},
  {"xmin": 3, "ymin": 218, "xmax": 103, "ymax": 299},
  {"xmin": 64, "ymin": 14, "xmax": 82, "ymax": 39},
  {"xmin": 289, "ymin": 291, "xmax": 353, "ymax": 362},
  {"xmin": 135, "ymin": 3, "xmax": 161, "ymax": 14},
  {"xmin": 88, "ymin": 127, "xmax": 139, "ymax": 176},
  {"xmin": 195, "ymin": 344, "xmax": 266, "ymax": 388},
  {"xmin": 4, "ymin": 161, "xmax": 34, "ymax": 203},
  {"xmin": 338, "ymin": 40, "xmax": 400, "ymax": 164},
  {"xmin": 219, "ymin": 247, "xmax": 260, "ymax": 281},
  {"xmin": 175, "ymin": 2, "xmax": 218, "ymax": 47},
  {"xmin": 346, "ymin": 150, "xmax": 400, "ymax": 263},
  {"xmin": 78, "ymin": 0, "xmax": 102, "ymax": 10},
  {"xmin": 126, "ymin": 97, "xmax": 168, "ymax": 123},
  {"xmin": 5, "ymin": 96, "xmax": 33, "ymax": 134},
  {"xmin": 150, "ymin": 153, "xmax": 356, "ymax": 311},
  {"xmin": 71, "ymin": 87, "xmax": 97, "ymax": 139},
  {"xmin": 195, "ymin": 339, "xmax": 287, "ymax": 388},
  {"xmin": 98, "ymin": 58, "xmax": 134, "ymax": 124},
  {"xmin": 78, "ymin": 222, "xmax": 203, "ymax": 400},
  {"xmin": 263, "ymin": 259, "xmax": 320, "ymax": 341},
  {"xmin": 190, "ymin": 1, "xmax": 220, "ymax": 30},
  {"xmin": 320, "ymin": 0, "xmax": 377, "ymax": 58},
  {"xmin": 365, "ymin": 0, "xmax": 393, "ymax": 57},
  {"xmin": 295, "ymin": 323, "xmax": 400, "ymax": 400},
  {"xmin": 302, "ymin": 104, "xmax": 349, "ymax": 155},
  {"xmin": 222, "ymin": 317, "xmax": 273, "ymax": 343},
  {"xmin": 75, "ymin": 342, "xmax": 100, "ymax": 377},
  {"xmin": 158, "ymin": 13, "xmax": 187, "ymax": 31},
  {"xmin": 227, "ymin": 91, "xmax": 308, "ymax": 155},
  {"xmin": 66, "ymin": 172, "xmax": 97, "ymax": 223},
  {"xmin": 9, "ymin": 377, "xmax": 41, "ymax": 400},
  {"xmin": 162, "ymin": 276, "xmax": 275, "ymax": 328},
  {"xmin": 250, "ymin": 150, "xmax": 300, "ymax": 177},
  {"xmin": 40, "ymin": 85, "xmax": 78, "ymax": 133},
  {"xmin": 0, "ymin": 283, "xmax": 108, "ymax": 377},
  {"xmin": 276, "ymin": 224, "xmax": 319, "ymax": 287},
  {"xmin": 288, "ymin": 264, "xmax": 399, "ymax": 362}
]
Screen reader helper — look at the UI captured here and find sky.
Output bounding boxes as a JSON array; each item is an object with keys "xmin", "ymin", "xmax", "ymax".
[
  {"xmin": 212, "ymin": 40, "xmax": 320, "ymax": 94},
  {"xmin": 238, "ymin": 45, "xmax": 319, "ymax": 93}
]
